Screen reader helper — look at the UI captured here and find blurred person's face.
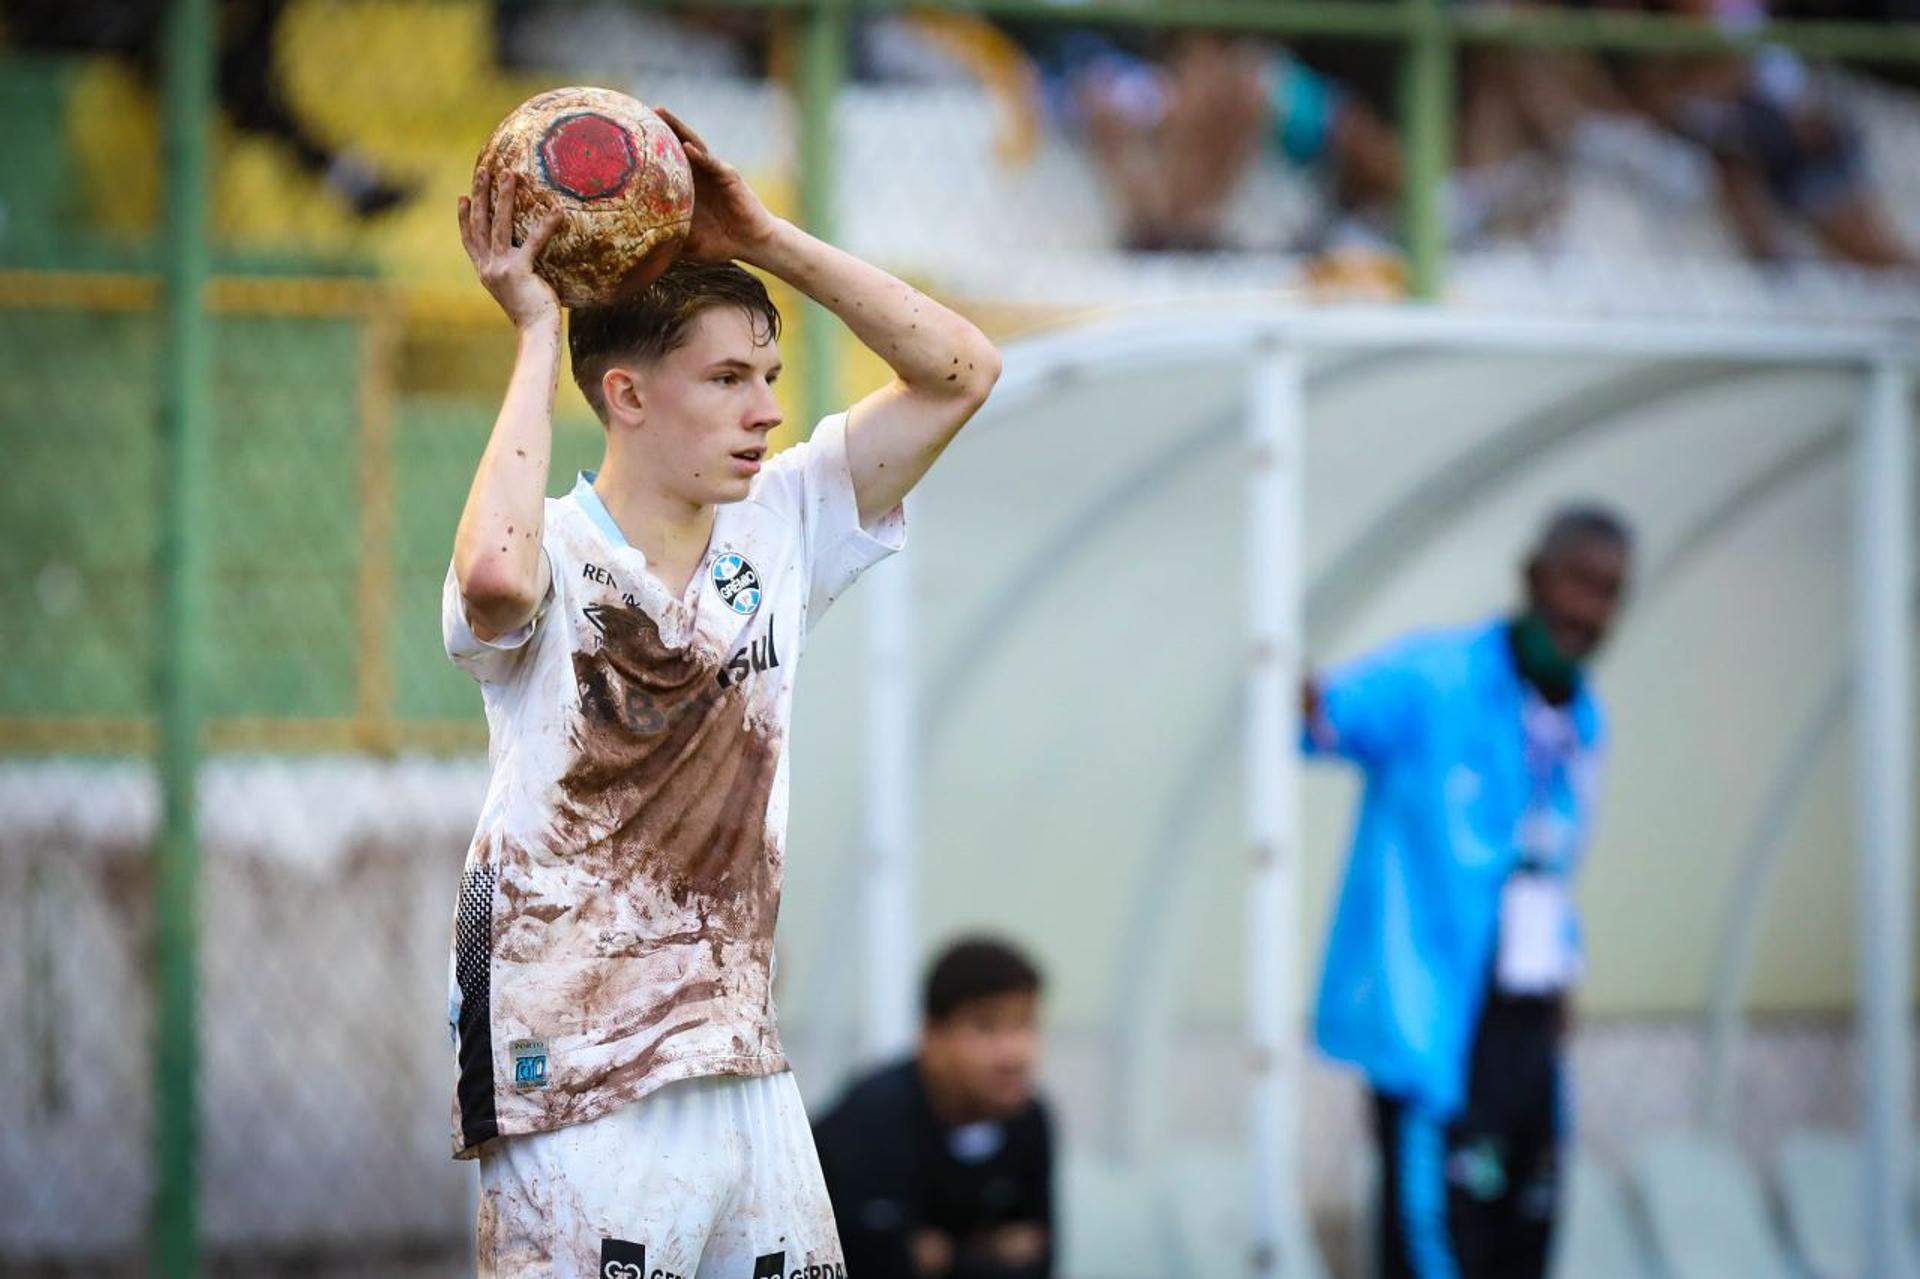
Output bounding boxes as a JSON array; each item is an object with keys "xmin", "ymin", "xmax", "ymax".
[
  {"xmin": 920, "ymin": 991, "xmax": 1041, "ymax": 1122},
  {"xmin": 1525, "ymin": 534, "xmax": 1631, "ymax": 664},
  {"xmin": 603, "ymin": 305, "xmax": 782, "ymax": 508}
]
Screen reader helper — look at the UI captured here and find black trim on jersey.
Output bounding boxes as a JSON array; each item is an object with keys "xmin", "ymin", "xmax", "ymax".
[{"xmin": 455, "ymin": 864, "xmax": 499, "ymax": 1150}]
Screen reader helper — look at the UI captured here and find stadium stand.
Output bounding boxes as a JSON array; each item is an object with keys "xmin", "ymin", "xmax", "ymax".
[
  {"xmin": 1057, "ymin": 1152, "xmax": 1170, "ymax": 1279},
  {"xmin": 1632, "ymin": 1131, "xmax": 1799, "ymax": 1279},
  {"xmin": 1162, "ymin": 1144, "xmax": 1329, "ymax": 1279},
  {"xmin": 7, "ymin": 0, "xmax": 1917, "ymax": 318},
  {"xmin": 1550, "ymin": 1151, "xmax": 1656, "ymax": 1279},
  {"xmin": 1774, "ymin": 1127, "xmax": 1920, "ymax": 1279}
]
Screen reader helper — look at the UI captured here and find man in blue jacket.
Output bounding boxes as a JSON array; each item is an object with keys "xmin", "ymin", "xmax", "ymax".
[{"xmin": 1305, "ymin": 506, "xmax": 1632, "ymax": 1279}]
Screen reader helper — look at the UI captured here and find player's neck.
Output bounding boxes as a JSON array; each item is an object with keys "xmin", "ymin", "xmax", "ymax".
[
  {"xmin": 593, "ymin": 453, "xmax": 716, "ymax": 597},
  {"xmin": 1507, "ymin": 614, "xmax": 1580, "ymax": 707},
  {"xmin": 916, "ymin": 1056, "xmax": 989, "ymax": 1128}
]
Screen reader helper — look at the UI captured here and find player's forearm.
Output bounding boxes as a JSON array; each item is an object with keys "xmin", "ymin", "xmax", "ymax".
[
  {"xmin": 747, "ymin": 220, "xmax": 999, "ymax": 404},
  {"xmin": 454, "ymin": 316, "xmax": 560, "ymax": 629}
]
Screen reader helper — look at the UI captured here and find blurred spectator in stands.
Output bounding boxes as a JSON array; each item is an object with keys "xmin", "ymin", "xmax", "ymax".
[
  {"xmin": 1266, "ymin": 47, "xmax": 1404, "ymax": 235},
  {"xmin": 1633, "ymin": 0, "xmax": 1915, "ymax": 266},
  {"xmin": 814, "ymin": 937, "xmax": 1054, "ymax": 1279},
  {"xmin": 1458, "ymin": 1, "xmax": 1711, "ymax": 240},
  {"xmin": 1004, "ymin": 26, "xmax": 1263, "ymax": 251},
  {"xmin": 1001, "ymin": 24, "xmax": 1404, "ymax": 253},
  {"xmin": 5, "ymin": 0, "xmax": 413, "ymax": 218}
]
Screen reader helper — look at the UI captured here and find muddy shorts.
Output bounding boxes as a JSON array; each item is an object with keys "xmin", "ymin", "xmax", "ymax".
[{"xmin": 477, "ymin": 1071, "xmax": 846, "ymax": 1279}]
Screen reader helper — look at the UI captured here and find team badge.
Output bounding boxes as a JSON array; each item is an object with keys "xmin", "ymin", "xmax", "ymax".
[{"xmin": 712, "ymin": 552, "xmax": 762, "ymax": 616}]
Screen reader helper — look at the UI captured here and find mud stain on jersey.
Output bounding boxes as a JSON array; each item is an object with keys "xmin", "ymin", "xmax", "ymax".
[
  {"xmin": 539, "ymin": 1016, "xmax": 705, "ymax": 1126},
  {"xmin": 556, "ymin": 602, "xmax": 783, "ymax": 957},
  {"xmin": 574, "ymin": 968, "xmax": 724, "ymax": 1039}
]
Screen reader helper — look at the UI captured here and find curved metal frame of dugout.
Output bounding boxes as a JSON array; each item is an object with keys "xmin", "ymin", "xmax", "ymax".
[{"xmin": 851, "ymin": 306, "xmax": 1915, "ymax": 1279}]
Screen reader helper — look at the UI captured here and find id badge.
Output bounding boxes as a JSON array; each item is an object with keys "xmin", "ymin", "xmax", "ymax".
[{"xmin": 1497, "ymin": 871, "xmax": 1575, "ymax": 994}]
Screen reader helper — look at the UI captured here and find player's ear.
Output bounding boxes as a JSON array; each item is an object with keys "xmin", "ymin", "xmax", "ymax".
[{"xmin": 602, "ymin": 365, "xmax": 644, "ymax": 426}]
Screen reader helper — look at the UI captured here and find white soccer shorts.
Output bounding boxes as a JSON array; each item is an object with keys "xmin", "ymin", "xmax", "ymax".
[{"xmin": 476, "ymin": 1071, "xmax": 846, "ymax": 1278}]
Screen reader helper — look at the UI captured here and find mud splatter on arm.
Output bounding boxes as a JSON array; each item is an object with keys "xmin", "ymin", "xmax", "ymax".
[
  {"xmin": 453, "ymin": 168, "xmax": 561, "ymax": 641},
  {"xmin": 733, "ymin": 220, "xmax": 1000, "ymax": 523}
]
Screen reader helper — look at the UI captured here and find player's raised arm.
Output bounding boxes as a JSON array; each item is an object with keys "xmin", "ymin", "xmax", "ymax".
[
  {"xmin": 451, "ymin": 169, "xmax": 566, "ymax": 639},
  {"xmin": 658, "ymin": 108, "xmax": 1001, "ymax": 524}
]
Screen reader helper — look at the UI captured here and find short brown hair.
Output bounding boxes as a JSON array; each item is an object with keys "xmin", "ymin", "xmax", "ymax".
[
  {"xmin": 568, "ymin": 260, "xmax": 782, "ymax": 421},
  {"xmin": 923, "ymin": 936, "xmax": 1042, "ymax": 1024}
]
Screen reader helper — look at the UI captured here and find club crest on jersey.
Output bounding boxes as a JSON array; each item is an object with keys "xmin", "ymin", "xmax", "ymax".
[{"xmin": 712, "ymin": 552, "xmax": 762, "ymax": 616}]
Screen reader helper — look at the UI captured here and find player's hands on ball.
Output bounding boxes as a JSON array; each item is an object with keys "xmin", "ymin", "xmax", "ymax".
[
  {"xmin": 656, "ymin": 108, "xmax": 780, "ymax": 264},
  {"xmin": 458, "ymin": 169, "xmax": 565, "ymax": 331}
]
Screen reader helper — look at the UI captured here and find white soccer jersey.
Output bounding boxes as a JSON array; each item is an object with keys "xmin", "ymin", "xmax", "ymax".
[{"xmin": 443, "ymin": 413, "xmax": 903, "ymax": 1157}]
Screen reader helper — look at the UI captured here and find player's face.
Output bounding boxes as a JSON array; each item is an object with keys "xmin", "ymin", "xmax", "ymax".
[
  {"xmin": 1526, "ymin": 535, "xmax": 1630, "ymax": 663},
  {"xmin": 925, "ymin": 991, "xmax": 1041, "ymax": 1119},
  {"xmin": 634, "ymin": 305, "xmax": 783, "ymax": 507}
]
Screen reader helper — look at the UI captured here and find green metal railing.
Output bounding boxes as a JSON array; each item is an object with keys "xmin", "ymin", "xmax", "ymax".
[
  {"xmin": 139, "ymin": 0, "xmax": 1920, "ymax": 1272},
  {"xmin": 800, "ymin": 0, "xmax": 851, "ymax": 435},
  {"xmin": 154, "ymin": 0, "xmax": 213, "ymax": 1272}
]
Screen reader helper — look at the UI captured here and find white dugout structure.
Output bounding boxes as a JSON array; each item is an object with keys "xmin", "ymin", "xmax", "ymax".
[{"xmin": 797, "ymin": 306, "xmax": 1916, "ymax": 1278}]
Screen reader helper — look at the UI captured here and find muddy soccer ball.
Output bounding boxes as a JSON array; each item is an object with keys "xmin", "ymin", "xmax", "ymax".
[{"xmin": 476, "ymin": 86, "xmax": 694, "ymax": 308}]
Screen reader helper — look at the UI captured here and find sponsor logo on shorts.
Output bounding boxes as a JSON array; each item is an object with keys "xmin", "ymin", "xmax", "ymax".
[
  {"xmin": 508, "ymin": 1038, "xmax": 548, "ymax": 1092},
  {"xmin": 712, "ymin": 553, "xmax": 762, "ymax": 616},
  {"xmin": 599, "ymin": 1238, "xmax": 646, "ymax": 1279},
  {"xmin": 752, "ymin": 1256, "xmax": 846, "ymax": 1279}
]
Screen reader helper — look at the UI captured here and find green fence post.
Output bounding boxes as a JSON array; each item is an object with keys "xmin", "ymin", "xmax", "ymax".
[
  {"xmin": 153, "ymin": 0, "xmax": 214, "ymax": 1272},
  {"xmin": 1401, "ymin": 0, "xmax": 1453, "ymax": 300},
  {"xmin": 798, "ymin": 0, "xmax": 847, "ymax": 438}
]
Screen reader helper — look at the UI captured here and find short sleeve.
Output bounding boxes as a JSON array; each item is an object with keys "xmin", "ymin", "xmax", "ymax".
[
  {"xmin": 1310, "ymin": 640, "xmax": 1430, "ymax": 767},
  {"xmin": 761, "ymin": 411, "xmax": 906, "ymax": 629},
  {"xmin": 441, "ymin": 541, "xmax": 560, "ymax": 686}
]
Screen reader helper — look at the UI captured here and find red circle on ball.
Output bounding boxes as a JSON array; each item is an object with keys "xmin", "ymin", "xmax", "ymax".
[{"xmin": 539, "ymin": 113, "xmax": 636, "ymax": 201}]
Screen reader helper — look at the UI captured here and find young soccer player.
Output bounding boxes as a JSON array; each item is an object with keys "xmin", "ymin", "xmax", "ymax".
[{"xmin": 445, "ymin": 108, "xmax": 1000, "ymax": 1276}]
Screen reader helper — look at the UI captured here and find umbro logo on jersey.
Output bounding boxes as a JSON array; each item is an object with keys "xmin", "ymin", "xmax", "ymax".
[
  {"xmin": 712, "ymin": 552, "xmax": 762, "ymax": 616},
  {"xmin": 598, "ymin": 1239, "xmax": 646, "ymax": 1278}
]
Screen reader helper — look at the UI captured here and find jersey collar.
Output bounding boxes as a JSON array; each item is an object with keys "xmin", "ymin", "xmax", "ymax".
[{"xmin": 571, "ymin": 471, "xmax": 630, "ymax": 550}]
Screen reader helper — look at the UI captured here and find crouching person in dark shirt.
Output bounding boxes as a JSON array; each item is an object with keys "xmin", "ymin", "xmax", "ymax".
[{"xmin": 814, "ymin": 936, "xmax": 1055, "ymax": 1279}]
